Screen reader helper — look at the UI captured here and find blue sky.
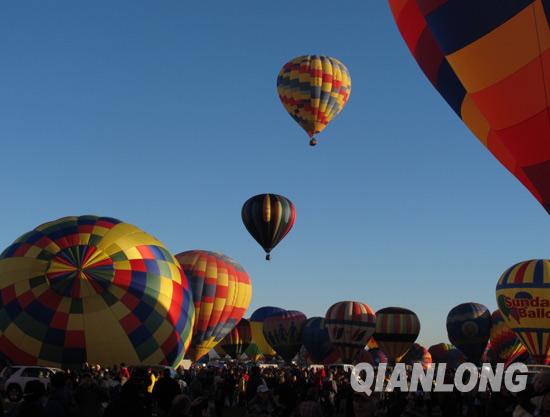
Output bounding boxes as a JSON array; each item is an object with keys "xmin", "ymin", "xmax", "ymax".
[{"xmin": 1, "ymin": 1, "xmax": 549, "ymax": 347}]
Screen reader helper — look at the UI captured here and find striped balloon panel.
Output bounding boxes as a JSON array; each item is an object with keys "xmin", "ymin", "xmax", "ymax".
[
  {"xmin": 446, "ymin": 302, "xmax": 491, "ymax": 364},
  {"xmin": 389, "ymin": 0, "xmax": 550, "ymax": 214},
  {"xmin": 490, "ymin": 310, "xmax": 528, "ymax": 364},
  {"xmin": 244, "ymin": 343, "xmax": 263, "ymax": 361},
  {"xmin": 277, "ymin": 55, "xmax": 351, "ymax": 138},
  {"xmin": 302, "ymin": 317, "xmax": 336, "ymax": 364},
  {"xmin": 176, "ymin": 250, "xmax": 252, "ymax": 361},
  {"xmin": 325, "ymin": 301, "xmax": 376, "ymax": 364},
  {"xmin": 0, "ymin": 216, "xmax": 195, "ymax": 367},
  {"xmin": 403, "ymin": 343, "xmax": 432, "ymax": 370},
  {"xmin": 374, "ymin": 307, "xmax": 420, "ymax": 362},
  {"xmin": 262, "ymin": 310, "xmax": 306, "ymax": 363},
  {"xmin": 496, "ymin": 259, "xmax": 550, "ymax": 364},
  {"xmin": 219, "ymin": 318, "xmax": 252, "ymax": 359},
  {"xmin": 241, "ymin": 194, "xmax": 296, "ymax": 256}
]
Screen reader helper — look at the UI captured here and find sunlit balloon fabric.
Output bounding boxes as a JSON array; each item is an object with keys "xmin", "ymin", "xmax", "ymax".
[
  {"xmin": 374, "ymin": 307, "xmax": 420, "ymax": 362},
  {"xmin": 496, "ymin": 259, "xmax": 550, "ymax": 364},
  {"xmin": 388, "ymin": 0, "xmax": 550, "ymax": 213},
  {"xmin": 0, "ymin": 216, "xmax": 195, "ymax": 367},
  {"xmin": 219, "ymin": 318, "xmax": 252, "ymax": 359},
  {"xmin": 241, "ymin": 194, "xmax": 296, "ymax": 261},
  {"xmin": 175, "ymin": 250, "xmax": 252, "ymax": 362},
  {"xmin": 490, "ymin": 310, "xmax": 528, "ymax": 366},
  {"xmin": 403, "ymin": 343, "xmax": 432, "ymax": 370},
  {"xmin": 277, "ymin": 55, "xmax": 351, "ymax": 146},
  {"xmin": 325, "ymin": 301, "xmax": 376, "ymax": 364},
  {"xmin": 262, "ymin": 310, "xmax": 306, "ymax": 363},
  {"xmin": 446, "ymin": 302, "xmax": 491, "ymax": 364},
  {"xmin": 250, "ymin": 306, "xmax": 285, "ymax": 357}
]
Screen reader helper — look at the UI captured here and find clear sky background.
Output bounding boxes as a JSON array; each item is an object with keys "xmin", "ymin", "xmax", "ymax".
[{"xmin": 0, "ymin": 1, "xmax": 549, "ymax": 347}]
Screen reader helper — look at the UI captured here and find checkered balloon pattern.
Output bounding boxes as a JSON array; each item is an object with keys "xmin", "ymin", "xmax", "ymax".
[
  {"xmin": 277, "ymin": 55, "xmax": 351, "ymax": 141},
  {"xmin": 0, "ymin": 215, "xmax": 195, "ymax": 368},
  {"xmin": 175, "ymin": 250, "xmax": 252, "ymax": 362}
]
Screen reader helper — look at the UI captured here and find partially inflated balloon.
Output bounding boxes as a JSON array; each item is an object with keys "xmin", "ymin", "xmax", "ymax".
[
  {"xmin": 428, "ymin": 343, "xmax": 465, "ymax": 369},
  {"xmin": 496, "ymin": 259, "xmax": 550, "ymax": 364},
  {"xmin": 373, "ymin": 307, "xmax": 420, "ymax": 362},
  {"xmin": 263, "ymin": 310, "xmax": 307, "ymax": 363},
  {"xmin": 244, "ymin": 343, "xmax": 263, "ymax": 362},
  {"xmin": 403, "ymin": 343, "xmax": 432, "ymax": 370},
  {"xmin": 447, "ymin": 303, "xmax": 491, "ymax": 364},
  {"xmin": 277, "ymin": 55, "xmax": 351, "ymax": 146},
  {"xmin": 490, "ymin": 310, "xmax": 528, "ymax": 366},
  {"xmin": 241, "ymin": 194, "xmax": 296, "ymax": 260},
  {"xmin": 302, "ymin": 317, "xmax": 338, "ymax": 364},
  {"xmin": 356, "ymin": 348, "xmax": 388, "ymax": 367},
  {"xmin": 325, "ymin": 301, "xmax": 376, "ymax": 364},
  {"xmin": 176, "ymin": 250, "xmax": 252, "ymax": 361},
  {"xmin": 219, "ymin": 318, "xmax": 252, "ymax": 360},
  {"xmin": 250, "ymin": 306, "xmax": 286, "ymax": 357},
  {"xmin": 0, "ymin": 215, "xmax": 195, "ymax": 367},
  {"xmin": 388, "ymin": 0, "xmax": 550, "ymax": 213}
]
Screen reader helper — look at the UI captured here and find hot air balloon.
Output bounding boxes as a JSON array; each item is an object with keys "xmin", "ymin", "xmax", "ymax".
[
  {"xmin": 244, "ymin": 343, "xmax": 263, "ymax": 362},
  {"xmin": 218, "ymin": 318, "xmax": 252, "ymax": 360},
  {"xmin": 325, "ymin": 301, "xmax": 376, "ymax": 364},
  {"xmin": 388, "ymin": 0, "xmax": 550, "ymax": 214},
  {"xmin": 490, "ymin": 310, "xmax": 528, "ymax": 367},
  {"xmin": 241, "ymin": 194, "xmax": 296, "ymax": 261},
  {"xmin": 447, "ymin": 303, "xmax": 491, "ymax": 365},
  {"xmin": 0, "ymin": 215, "xmax": 195, "ymax": 367},
  {"xmin": 277, "ymin": 55, "xmax": 351, "ymax": 146},
  {"xmin": 176, "ymin": 250, "xmax": 252, "ymax": 362},
  {"xmin": 302, "ymin": 317, "xmax": 339, "ymax": 364},
  {"xmin": 250, "ymin": 306, "xmax": 286, "ymax": 357},
  {"xmin": 403, "ymin": 343, "xmax": 432, "ymax": 370},
  {"xmin": 356, "ymin": 348, "xmax": 388, "ymax": 367},
  {"xmin": 262, "ymin": 310, "xmax": 307, "ymax": 363},
  {"xmin": 373, "ymin": 307, "xmax": 420, "ymax": 363},
  {"xmin": 428, "ymin": 343, "xmax": 465, "ymax": 369},
  {"xmin": 496, "ymin": 259, "xmax": 550, "ymax": 365}
]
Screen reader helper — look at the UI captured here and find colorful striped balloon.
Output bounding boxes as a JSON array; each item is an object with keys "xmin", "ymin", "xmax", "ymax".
[
  {"xmin": 325, "ymin": 301, "xmax": 376, "ymax": 364},
  {"xmin": 447, "ymin": 302, "xmax": 491, "ymax": 364},
  {"xmin": 373, "ymin": 307, "xmax": 421, "ymax": 362},
  {"xmin": 250, "ymin": 306, "xmax": 286, "ymax": 357},
  {"xmin": 277, "ymin": 55, "xmax": 351, "ymax": 146},
  {"xmin": 490, "ymin": 310, "xmax": 528, "ymax": 366},
  {"xmin": 496, "ymin": 259, "xmax": 550, "ymax": 364},
  {"xmin": 262, "ymin": 310, "xmax": 307, "ymax": 363},
  {"xmin": 0, "ymin": 215, "xmax": 195, "ymax": 367},
  {"xmin": 241, "ymin": 194, "xmax": 296, "ymax": 261},
  {"xmin": 175, "ymin": 250, "xmax": 252, "ymax": 362},
  {"xmin": 403, "ymin": 343, "xmax": 432, "ymax": 370},
  {"xmin": 389, "ymin": 0, "xmax": 550, "ymax": 214},
  {"xmin": 219, "ymin": 318, "xmax": 252, "ymax": 360}
]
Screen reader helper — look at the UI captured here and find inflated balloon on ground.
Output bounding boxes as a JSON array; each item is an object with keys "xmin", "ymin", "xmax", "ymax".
[
  {"xmin": 176, "ymin": 250, "xmax": 252, "ymax": 362},
  {"xmin": 250, "ymin": 306, "xmax": 286, "ymax": 357},
  {"xmin": 262, "ymin": 310, "xmax": 306, "ymax": 363},
  {"xmin": 0, "ymin": 215, "xmax": 195, "ymax": 367},
  {"xmin": 447, "ymin": 302, "xmax": 491, "ymax": 365},
  {"xmin": 373, "ymin": 307, "xmax": 420, "ymax": 363}
]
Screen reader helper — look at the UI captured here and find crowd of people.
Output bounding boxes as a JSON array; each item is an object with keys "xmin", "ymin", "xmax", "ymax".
[{"xmin": 1, "ymin": 361, "xmax": 549, "ymax": 417}]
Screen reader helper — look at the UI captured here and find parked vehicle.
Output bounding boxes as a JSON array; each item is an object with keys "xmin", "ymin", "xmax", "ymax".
[{"xmin": 0, "ymin": 365, "xmax": 61, "ymax": 402}]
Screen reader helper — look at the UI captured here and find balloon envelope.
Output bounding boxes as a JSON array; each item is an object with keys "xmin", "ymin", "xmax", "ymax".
[
  {"xmin": 176, "ymin": 250, "xmax": 252, "ymax": 362},
  {"xmin": 325, "ymin": 301, "xmax": 376, "ymax": 364},
  {"xmin": 373, "ymin": 307, "xmax": 420, "ymax": 362},
  {"xmin": 356, "ymin": 348, "xmax": 387, "ymax": 367},
  {"xmin": 262, "ymin": 310, "xmax": 307, "ymax": 363},
  {"xmin": 219, "ymin": 318, "xmax": 252, "ymax": 360},
  {"xmin": 250, "ymin": 306, "xmax": 286, "ymax": 357},
  {"xmin": 403, "ymin": 343, "xmax": 432, "ymax": 370},
  {"xmin": 388, "ymin": 0, "xmax": 550, "ymax": 213},
  {"xmin": 241, "ymin": 194, "xmax": 296, "ymax": 260},
  {"xmin": 302, "ymin": 317, "xmax": 338, "ymax": 364},
  {"xmin": 490, "ymin": 310, "xmax": 528, "ymax": 366},
  {"xmin": 428, "ymin": 343, "xmax": 465, "ymax": 369},
  {"xmin": 0, "ymin": 215, "xmax": 195, "ymax": 367},
  {"xmin": 277, "ymin": 55, "xmax": 351, "ymax": 145},
  {"xmin": 446, "ymin": 302, "xmax": 491, "ymax": 364},
  {"xmin": 496, "ymin": 259, "xmax": 550, "ymax": 364}
]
